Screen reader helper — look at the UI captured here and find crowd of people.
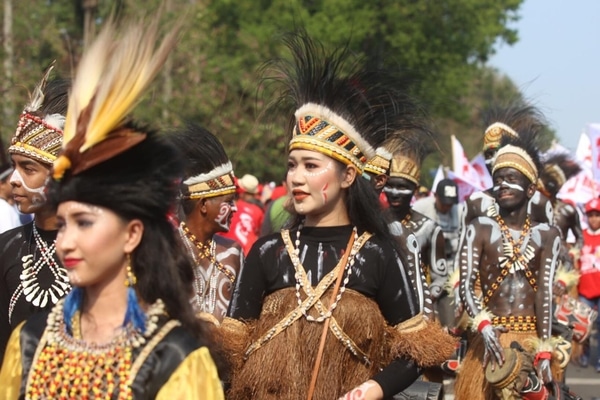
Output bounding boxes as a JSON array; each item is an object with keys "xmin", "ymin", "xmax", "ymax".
[{"xmin": 0, "ymin": 12, "xmax": 597, "ymax": 400}]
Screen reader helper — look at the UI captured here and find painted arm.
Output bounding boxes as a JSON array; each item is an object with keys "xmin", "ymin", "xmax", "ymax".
[
  {"xmin": 429, "ymin": 225, "xmax": 448, "ymax": 299},
  {"xmin": 458, "ymin": 222, "xmax": 484, "ymax": 319},
  {"xmin": 536, "ymin": 229, "xmax": 561, "ymax": 341}
]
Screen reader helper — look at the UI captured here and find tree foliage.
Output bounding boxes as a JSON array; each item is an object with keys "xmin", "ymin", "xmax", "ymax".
[{"xmin": 1, "ymin": 0, "xmax": 555, "ymax": 183}]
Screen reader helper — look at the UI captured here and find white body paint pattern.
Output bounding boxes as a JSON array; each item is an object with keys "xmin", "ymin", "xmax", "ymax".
[
  {"xmin": 10, "ymin": 169, "xmax": 47, "ymax": 211},
  {"xmin": 403, "ymin": 213, "xmax": 447, "ymax": 298},
  {"xmin": 459, "ymin": 216, "xmax": 559, "ymax": 340},
  {"xmin": 215, "ymin": 201, "xmax": 235, "ymax": 231}
]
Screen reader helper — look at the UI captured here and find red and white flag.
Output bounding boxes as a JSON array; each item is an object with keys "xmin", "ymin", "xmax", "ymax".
[
  {"xmin": 587, "ymin": 124, "xmax": 600, "ymax": 182},
  {"xmin": 469, "ymin": 153, "xmax": 493, "ymax": 190}
]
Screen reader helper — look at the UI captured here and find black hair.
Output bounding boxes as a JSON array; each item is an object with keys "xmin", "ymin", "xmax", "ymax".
[
  {"xmin": 167, "ymin": 123, "xmax": 232, "ymax": 217},
  {"xmin": 482, "ymin": 101, "xmax": 547, "ymax": 148},
  {"xmin": 46, "ymin": 132, "xmax": 214, "ymax": 347}
]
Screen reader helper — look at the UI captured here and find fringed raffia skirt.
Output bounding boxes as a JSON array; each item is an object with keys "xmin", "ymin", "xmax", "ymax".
[
  {"xmin": 223, "ymin": 288, "xmax": 457, "ymax": 400},
  {"xmin": 454, "ymin": 330, "xmax": 564, "ymax": 400}
]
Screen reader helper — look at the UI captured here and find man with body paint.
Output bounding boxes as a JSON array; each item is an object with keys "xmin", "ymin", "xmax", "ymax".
[
  {"xmin": 170, "ymin": 124, "xmax": 243, "ymax": 324},
  {"xmin": 383, "ymin": 149, "xmax": 448, "ymax": 322},
  {"xmin": 538, "ymin": 153, "xmax": 583, "ymax": 275},
  {"xmin": 455, "ymin": 136, "xmax": 562, "ymax": 400},
  {"xmin": 0, "ymin": 71, "xmax": 70, "ymax": 364}
]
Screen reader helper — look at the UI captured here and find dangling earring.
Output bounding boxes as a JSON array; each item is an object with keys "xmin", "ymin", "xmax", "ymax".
[
  {"xmin": 124, "ymin": 253, "xmax": 146, "ymax": 331},
  {"xmin": 125, "ymin": 253, "xmax": 137, "ymax": 287}
]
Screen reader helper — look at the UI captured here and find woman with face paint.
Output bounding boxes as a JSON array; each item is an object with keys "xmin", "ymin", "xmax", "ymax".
[
  {"xmin": 222, "ymin": 33, "xmax": 454, "ymax": 400},
  {"xmin": 0, "ymin": 19, "xmax": 224, "ymax": 399},
  {"xmin": 0, "ymin": 67, "xmax": 70, "ymax": 364},
  {"xmin": 169, "ymin": 124, "xmax": 243, "ymax": 324}
]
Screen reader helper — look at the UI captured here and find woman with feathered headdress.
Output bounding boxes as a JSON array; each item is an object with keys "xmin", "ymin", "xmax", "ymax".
[
  {"xmin": 221, "ymin": 32, "xmax": 450, "ymax": 400},
  {"xmin": 0, "ymin": 17, "xmax": 224, "ymax": 399}
]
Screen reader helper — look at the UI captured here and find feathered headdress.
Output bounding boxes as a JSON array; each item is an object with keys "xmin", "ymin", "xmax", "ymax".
[
  {"xmin": 482, "ymin": 102, "xmax": 547, "ymax": 153},
  {"xmin": 493, "ymin": 129, "xmax": 543, "ymax": 184},
  {"xmin": 387, "ymin": 130, "xmax": 434, "ymax": 185},
  {"xmin": 47, "ymin": 16, "xmax": 182, "ymax": 333},
  {"xmin": 263, "ymin": 31, "xmax": 427, "ymax": 173},
  {"xmin": 169, "ymin": 124, "xmax": 236, "ymax": 200},
  {"xmin": 9, "ymin": 63, "xmax": 68, "ymax": 165},
  {"xmin": 540, "ymin": 153, "xmax": 581, "ymax": 196},
  {"xmin": 52, "ymin": 17, "xmax": 179, "ymax": 181}
]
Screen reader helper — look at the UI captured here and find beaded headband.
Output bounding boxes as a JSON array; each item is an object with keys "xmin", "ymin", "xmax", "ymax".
[
  {"xmin": 183, "ymin": 162, "xmax": 236, "ymax": 199},
  {"xmin": 364, "ymin": 147, "xmax": 392, "ymax": 176},
  {"xmin": 389, "ymin": 154, "xmax": 420, "ymax": 185},
  {"xmin": 290, "ymin": 103, "xmax": 375, "ymax": 173},
  {"xmin": 483, "ymin": 122, "xmax": 519, "ymax": 151},
  {"xmin": 9, "ymin": 114, "xmax": 64, "ymax": 165},
  {"xmin": 492, "ymin": 145, "xmax": 538, "ymax": 183},
  {"xmin": 8, "ymin": 64, "xmax": 64, "ymax": 166}
]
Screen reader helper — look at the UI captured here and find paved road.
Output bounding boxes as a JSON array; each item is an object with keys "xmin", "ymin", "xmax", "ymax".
[{"xmin": 566, "ymin": 362, "xmax": 600, "ymax": 400}]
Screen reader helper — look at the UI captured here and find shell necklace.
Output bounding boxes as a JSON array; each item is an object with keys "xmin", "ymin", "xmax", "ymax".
[{"xmin": 8, "ymin": 224, "xmax": 70, "ymax": 323}]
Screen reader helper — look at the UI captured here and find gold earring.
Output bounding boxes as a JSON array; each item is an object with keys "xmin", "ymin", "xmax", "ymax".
[{"xmin": 125, "ymin": 253, "xmax": 137, "ymax": 287}]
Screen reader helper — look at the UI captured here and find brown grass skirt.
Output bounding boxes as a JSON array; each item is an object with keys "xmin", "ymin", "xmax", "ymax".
[{"xmin": 227, "ymin": 288, "xmax": 388, "ymax": 400}]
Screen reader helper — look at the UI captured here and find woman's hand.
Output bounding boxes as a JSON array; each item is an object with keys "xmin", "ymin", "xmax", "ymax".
[{"xmin": 338, "ymin": 380, "xmax": 383, "ymax": 400}]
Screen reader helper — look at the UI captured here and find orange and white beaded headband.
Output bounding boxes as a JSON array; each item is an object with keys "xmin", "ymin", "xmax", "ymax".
[
  {"xmin": 290, "ymin": 103, "xmax": 375, "ymax": 173},
  {"xmin": 183, "ymin": 162, "xmax": 236, "ymax": 199},
  {"xmin": 9, "ymin": 113, "xmax": 65, "ymax": 165},
  {"xmin": 492, "ymin": 145, "xmax": 538, "ymax": 183},
  {"xmin": 483, "ymin": 122, "xmax": 519, "ymax": 151},
  {"xmin": 364, "ymin": 147, "xmax": 392, "ymax": 176},
  {"xmin": 389, "ymin": 155, "xmax": 420, "ymax": 185}
]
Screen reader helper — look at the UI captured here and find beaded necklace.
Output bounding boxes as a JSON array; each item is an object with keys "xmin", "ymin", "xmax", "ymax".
[
  {"xmin": 483, "ymin": 213, "xmax": 537, "ymax": 305},
  {"xmin": 26, "ymin": 298, "xmax": 166, "ymax": 399},
  {"xmin": 288, "ymin": 224, "xmax": 361, "ymax": 322},
  {"xmin": 8, "ymin": 224, "xmax": 71, "ymax": 324},
  {"xmin": 179, "ymin": 222, "xmax": 235, "ymax": 313}
]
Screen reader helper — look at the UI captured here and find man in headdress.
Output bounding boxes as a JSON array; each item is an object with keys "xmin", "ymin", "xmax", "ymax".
[
  {"xmin": 455, "ymin": 137, "xmax": 562, "ymax": 400},
  {"xmin": 383, "ymin": 148, "xmax": 448, "ymax": 321},
  {"xmin": 170, "ymin": 124, "xmax": 243, "ymax": 324},
  {"xmin": 0, "ymin": 71, "xmax": 70, "ymax": 363},
  {"xmin": 539, "ymin": 153, "xmax": 583, "ymax": 274}
]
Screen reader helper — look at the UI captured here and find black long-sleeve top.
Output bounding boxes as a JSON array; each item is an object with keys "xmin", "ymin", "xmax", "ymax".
[{"xmin": 228, "ymin": 225, "xmax": 421, "ymax": 397}]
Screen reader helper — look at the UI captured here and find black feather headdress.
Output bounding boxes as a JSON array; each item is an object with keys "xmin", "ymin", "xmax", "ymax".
[
  {"xmin": 482, "ymin": 102, "xmax": 547, "ymax": 153},
  {"xmin": 492, "ymin": 129, "xmax": 543, "ymax": 183},
  {"xmin": 168, "ymin": 123, "xmax": 236, "ymax": 200},
  {"xmin": 540, "ymin": 152, "xmax": 581, "ymax": 195},
  {"xmin": 263, "ymin": 31, "xmax": 427, "ymax": 173}
]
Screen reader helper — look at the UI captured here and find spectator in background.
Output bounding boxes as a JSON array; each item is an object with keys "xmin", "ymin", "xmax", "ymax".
[
  {"xmin": 260, "ymin": 180, "xmax": 291, "ymax": 236},
  {"xmin": 0, "ymin": 165, "xmax": 20, "ymax": 233},
  {"xmin": 576, "ymin": 198, "xmax": 600, "ymax": 371},
  {"xmin": 221, "ymin": 173, "xmax": 265, "ymax": 255}
]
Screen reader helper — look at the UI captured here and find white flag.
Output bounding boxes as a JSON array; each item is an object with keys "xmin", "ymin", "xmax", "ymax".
[
  {"xmin": 431, "ymin": 164, "xmax": 445, "ymax": 193},
  {"xmin": 451, "ymin": 135, "xmax": 485, "ymax": 190},
  {"xmin": 576, "ymin": 132, "xmax": 592, "ymax": 171},
  {"xmin": 588, "ymin": 124, "xmax": 600, "ymax": 182}
]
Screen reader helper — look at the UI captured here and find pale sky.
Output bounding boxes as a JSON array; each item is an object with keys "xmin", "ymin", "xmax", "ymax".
[{"xmin": 489, "ymin": 0, "xmax": 600, "ymax": 151}]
